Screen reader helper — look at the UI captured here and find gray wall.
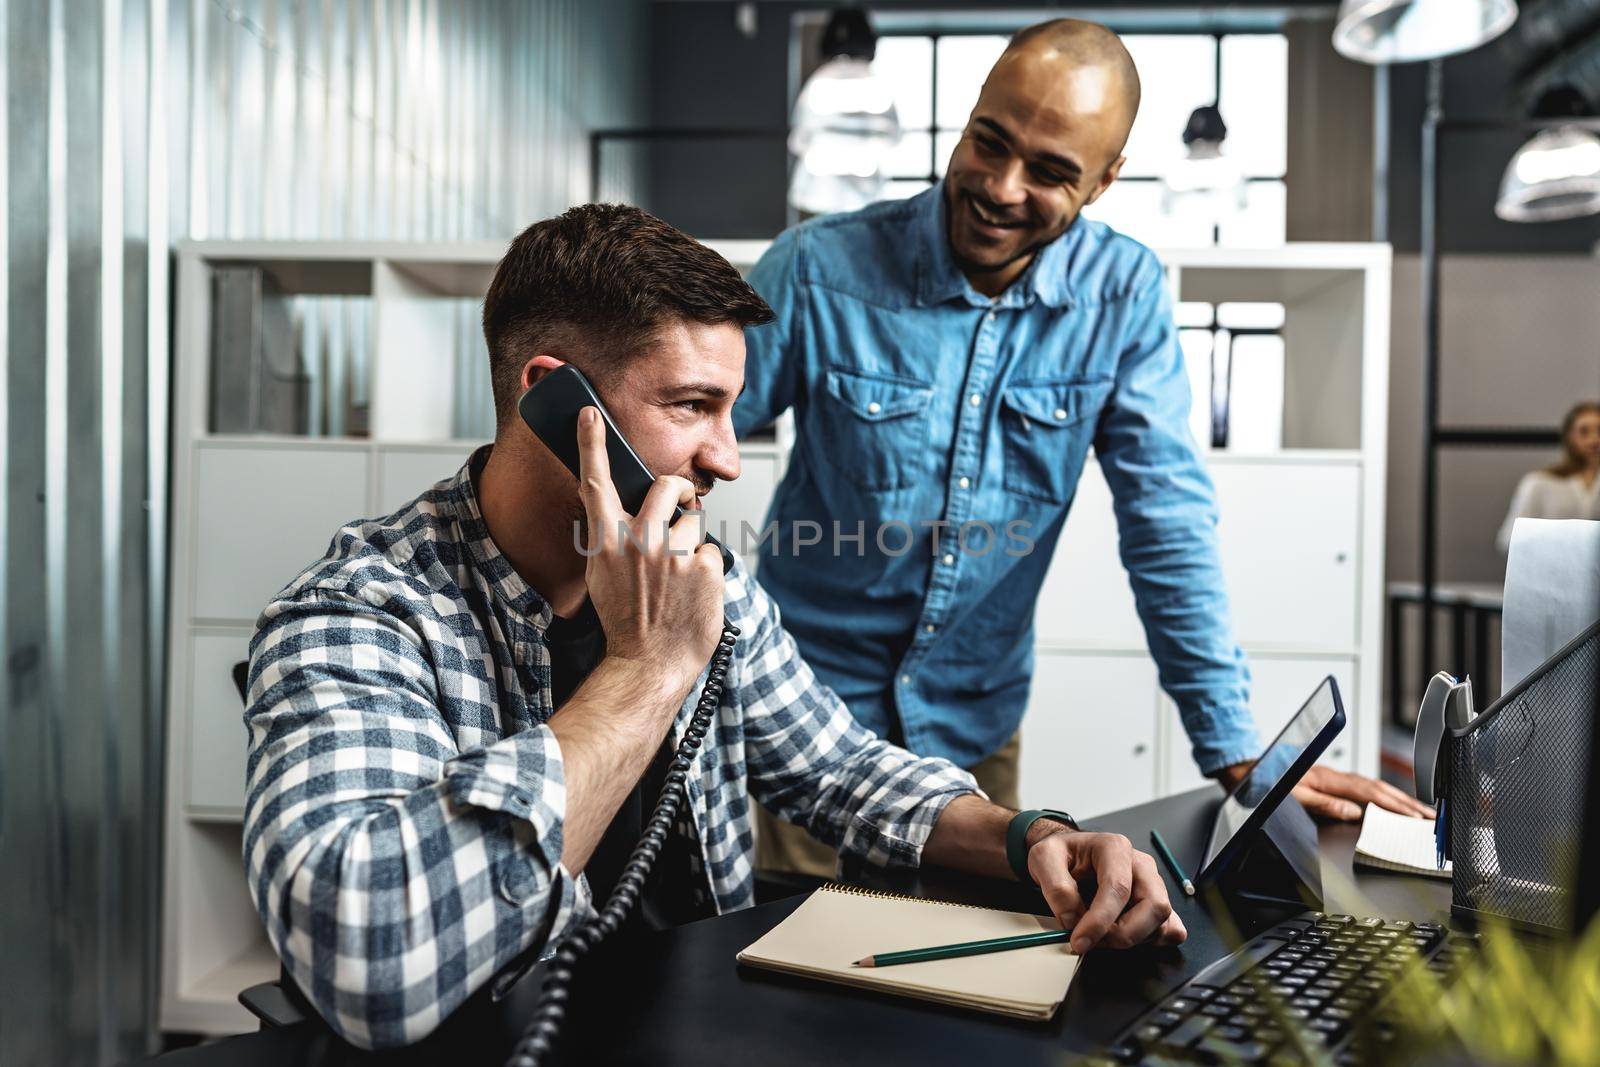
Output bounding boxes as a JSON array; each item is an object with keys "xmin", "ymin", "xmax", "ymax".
[
  {"xmin": 1285, "ymin": 17, "xmax": 1376, "ymax": 241},
  {"xmin": 643, "ymin": 0, "xmax": 796, "ymax": 238},
  {"xmin": 0, "ymin": 1, "xmax": 648, "ymax": 1063},
  {"xmin": 1384, "ymin": 31, "xmax": 1600, "ymax": 254},
  {"xmin": 1387, "ymin": 253, "xmax": 1600, "ymax": 588}
]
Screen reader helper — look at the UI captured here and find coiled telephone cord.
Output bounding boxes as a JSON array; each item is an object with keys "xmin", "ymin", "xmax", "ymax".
[{"xmin": 506, "ymin": 621, "xmax": 740, "ymax": 1067}]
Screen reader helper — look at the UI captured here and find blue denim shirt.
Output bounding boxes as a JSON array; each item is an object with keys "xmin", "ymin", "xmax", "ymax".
[{"xmin": 733, "ymin": 183, "xmax": 1259, "ymax": 776}]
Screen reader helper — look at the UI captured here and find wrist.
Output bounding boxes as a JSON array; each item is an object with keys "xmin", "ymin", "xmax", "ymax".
[
  {"xmin": 1026, "ymin": 817, "xmax": 1073, "ymax": 851},
  {"xmin": 601, "ymin": 646, "xmax": 700, "ymax": 697},
  {"xmin": 1006, "ymin": 809, "xmax": 1079, "ymax": 885},
  {"xmin": 592, "ymin": 654, "xmax": 694, "ymax": 708}
]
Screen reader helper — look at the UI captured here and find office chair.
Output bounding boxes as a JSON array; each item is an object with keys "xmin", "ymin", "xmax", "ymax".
[{"xmin": 238, "ymin": 969, "xmax": 312, "ymax": 1028}]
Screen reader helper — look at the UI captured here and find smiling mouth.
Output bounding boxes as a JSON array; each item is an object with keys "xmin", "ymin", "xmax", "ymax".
[{"xmin": 966, "ymin": 194, "xmax": 1024, "ymax": 232}]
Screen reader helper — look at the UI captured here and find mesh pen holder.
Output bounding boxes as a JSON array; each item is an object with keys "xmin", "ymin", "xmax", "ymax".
[{"xmin": 1446, "ymin": 621, "xmax": 1598, "ymax": 935}]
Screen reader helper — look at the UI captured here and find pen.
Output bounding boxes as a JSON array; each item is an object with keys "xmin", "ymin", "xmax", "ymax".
[
  {"xmin": 852, "ymin": 929, "xmax": 1071, "ymax": 968},
  {"xmin": 1150, "ymin": 829, "xmax": 1195, "ymax": 897},
  {"xmin": 1435, "ymin": 796, "xmax": 1448, "ymax": 870}
]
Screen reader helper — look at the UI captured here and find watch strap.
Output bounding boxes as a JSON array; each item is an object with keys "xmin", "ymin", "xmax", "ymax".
[{"xmin": 1006, "ymin": 808, "xmax": 1079, "ymax": 885}]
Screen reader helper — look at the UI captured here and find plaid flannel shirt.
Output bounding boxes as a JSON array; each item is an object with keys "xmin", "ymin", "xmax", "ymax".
[{"xmin": 242, "ymin": 449, "xmax": 979, "ymax": 1049}]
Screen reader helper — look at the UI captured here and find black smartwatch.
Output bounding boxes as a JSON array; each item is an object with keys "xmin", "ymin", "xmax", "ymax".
[{"xmin": 1006, "ymin": 808, "xmax": 1079, "ymax": 885}]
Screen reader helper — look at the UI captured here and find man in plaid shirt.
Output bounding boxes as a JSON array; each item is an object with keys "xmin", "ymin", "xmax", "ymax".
[{"xmin": 243, "ymin": 204, "xmax": 1186, "ymax": 1049}]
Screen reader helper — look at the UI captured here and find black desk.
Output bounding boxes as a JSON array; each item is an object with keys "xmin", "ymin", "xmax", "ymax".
[{"xmin": 145, "ymin": 788, "xmax": 1450, "ymax": 1066}]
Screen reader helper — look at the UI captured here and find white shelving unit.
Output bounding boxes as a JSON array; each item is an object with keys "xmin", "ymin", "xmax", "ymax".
[
  {"xmin": 1019, "ymin": 244, "xmax": 1391, "ymax": 814},
  {"xmin": 160, "ymin": 238, "xmax": 1388, "ymax": 1034},
  {"xmin": 160, "ymin": 239, "xmax": 786, "ymax": 1034}
]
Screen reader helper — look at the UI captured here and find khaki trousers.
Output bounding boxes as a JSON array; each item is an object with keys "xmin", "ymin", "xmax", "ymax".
[{"xmin": 754, "ymin": 732, "xmax": 1022, "ymax": 878}]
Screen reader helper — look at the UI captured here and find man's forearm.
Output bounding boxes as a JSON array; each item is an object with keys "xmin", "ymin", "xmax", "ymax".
[
  {"xmin": 921, "ymin": 793, "xmax": 1070, "ymax": 881},
  {"xmin": 546, "ymin": 657, "xmax": 687, "ymax": 873}
]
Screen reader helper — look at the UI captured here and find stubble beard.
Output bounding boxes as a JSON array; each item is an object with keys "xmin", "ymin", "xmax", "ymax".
[{"xmin": 944, "ymin": 189, "xmax": 1070, "ymax": 286}]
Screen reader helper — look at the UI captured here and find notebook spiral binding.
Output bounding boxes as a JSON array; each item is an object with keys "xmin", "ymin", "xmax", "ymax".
[{"xmin": 821, "ymin": 882, "xmax": 993, "ymax": 911}]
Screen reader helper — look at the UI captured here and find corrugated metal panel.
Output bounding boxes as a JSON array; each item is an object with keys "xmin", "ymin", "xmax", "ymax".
[
  {"xmin": 179, "ymin": 0, "xmax": 646, "ymax": 241},
  {"xmin": 0, "ymin": 1, "xmax": 648, "ymax": 1061}
]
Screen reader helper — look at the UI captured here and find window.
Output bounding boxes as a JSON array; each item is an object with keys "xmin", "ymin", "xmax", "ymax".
[{"xmin": 870, "ymin": 32, "xmax": 1288, "ymax": 248}]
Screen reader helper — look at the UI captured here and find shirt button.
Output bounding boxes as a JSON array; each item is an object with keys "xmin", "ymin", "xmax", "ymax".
[
  {"xmin": 968, "ymin": 393, "xmax": 982, "ymax": 407},
  {"xmin": 1053, "ymin": 407, "xmax": 1068, "ymax": 420},
  {"xmin": 957, "ymin": 476, "xmax": 970, "ymax": 489},
  {"xmin": 924, "ymin": 623, "xmax": 936, "ymax": 633},
  {"xmin": 866, "ymin": 401, "xmax": 881, "ymax": 415},
  {"xmin": 497, "ymin": 857, "xmax": 539, "ymax": 906},
  {"xmin": 900, "ymin": 674, "xmax": 911, "ymax": 685},
  {"xmin": 942, "ymin": 553, "xmax": 955, "ymax": 565},
  {"xmin": 986, "ymin": 310, "xmax": 997, "ymax": 322}
]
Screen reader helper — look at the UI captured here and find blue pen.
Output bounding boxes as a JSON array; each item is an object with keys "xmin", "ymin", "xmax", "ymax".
[{"xmin": 1434, "ymin": 796, "xmax": 1448, "ymax": 870}]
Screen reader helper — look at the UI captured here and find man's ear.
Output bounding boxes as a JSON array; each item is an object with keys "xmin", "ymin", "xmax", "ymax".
[
  {"xmin": 519, "ymin": 354, "xmax": 567, "ymax": 393},
  {"xmin": 1083, "ymin": 155, "xmax": 1125, "ymax": 208}
]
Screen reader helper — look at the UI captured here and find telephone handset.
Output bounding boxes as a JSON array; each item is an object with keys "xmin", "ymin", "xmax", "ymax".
[
  {"xmin": 516, "ymin": 363, "xmax": 735, "ymax": 574},
  {"xmin": 507, "ymin": 363, "xmax": 739, "ymax": 1067}
]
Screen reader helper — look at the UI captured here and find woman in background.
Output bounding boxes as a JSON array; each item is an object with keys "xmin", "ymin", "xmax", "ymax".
[{"xmin": 1497, "ymin": 400, "xmax": 1600, "ymax": 554}]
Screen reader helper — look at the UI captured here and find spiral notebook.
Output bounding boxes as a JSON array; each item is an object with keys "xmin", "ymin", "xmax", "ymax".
[{"xmin": 735, "ymin": 884, "xmax": 1081, "ymax": 1020}]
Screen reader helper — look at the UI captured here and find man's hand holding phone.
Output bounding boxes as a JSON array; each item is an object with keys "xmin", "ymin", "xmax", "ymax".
[
  {"xmin": 575, "ymin": 405, "xmax": 725, "ymax": 699},
  {"xmin": 542, "ymin": 404, "xmax": 727, "ymax": 874}
]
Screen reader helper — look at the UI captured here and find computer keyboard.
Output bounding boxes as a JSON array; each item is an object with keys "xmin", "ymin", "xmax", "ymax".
[{"xmin": 1104, "ymin": 913, "xmax": 1476, "ymax": 1065}]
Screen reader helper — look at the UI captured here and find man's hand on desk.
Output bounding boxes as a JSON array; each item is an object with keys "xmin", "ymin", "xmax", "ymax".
[
  {"xmin": 1212, "ymin": 762, "xmax": 1435, "ymax": 822},
  {"xmin": 1026, "ymin": 823, "xmax": 1188, "ymax": 954},
  {"xmin": 921, "ymin": 795, "xmax": 1185, "ymax": 953}
]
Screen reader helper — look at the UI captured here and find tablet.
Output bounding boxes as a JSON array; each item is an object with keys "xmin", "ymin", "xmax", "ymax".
[{"xmin": 1196, "ymin": 676, "xmax": 1346, "ymax": 885}]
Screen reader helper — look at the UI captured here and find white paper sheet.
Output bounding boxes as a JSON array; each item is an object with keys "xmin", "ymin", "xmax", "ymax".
[
  {"xmin": 1502, "ymin": 518, "xmax": 1600, "ymax": 691},
  {"xmin": 1353, "ymin": 804, "xmax": 1451, "ymax": 880}
]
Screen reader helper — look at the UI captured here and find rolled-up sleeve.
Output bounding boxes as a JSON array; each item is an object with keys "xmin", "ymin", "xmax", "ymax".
[
  {"xmin": 734, "ymin": 569, "xmax": 979, "ymax": 867},
  {"xmin": 242, "ymin": 586, "xmax": 591, "ymax": 1049},
  {"xmin": 1094, "ymin": 256, "xmax": 1260, "ymax": 775}
]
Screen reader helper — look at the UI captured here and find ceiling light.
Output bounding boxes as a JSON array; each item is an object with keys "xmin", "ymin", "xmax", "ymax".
[
  {"xmin": 1332, "ymin": 0, "xmax": 1518, "ymax": 65},
  {"xmin": 1497, "ymin": 88, "xmax": 1600, "ymax": 222}
]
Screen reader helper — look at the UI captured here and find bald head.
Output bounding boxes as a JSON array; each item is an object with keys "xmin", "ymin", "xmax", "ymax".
[
  {"xmin": 940, "ymin": 18, "xmax": 1139, "ymax": 297},
  {"xmin": 1000, "ymin": 18, "xmax": 1141, "ymax": 150}
]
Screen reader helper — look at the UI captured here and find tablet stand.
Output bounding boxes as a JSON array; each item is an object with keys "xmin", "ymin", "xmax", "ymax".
[{"xmin": 1212, "ymin": 795, "xmax": 1323, "ymax": 910}]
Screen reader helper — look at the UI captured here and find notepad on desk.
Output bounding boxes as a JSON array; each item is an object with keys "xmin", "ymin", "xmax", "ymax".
[
  {"xmin": 1354, "ymin": 804, "xmax": 1452, "ymax": 880},
  {"xmin": 735, "ymin": 883, "xmax": 1081, "ymax": 1020}
]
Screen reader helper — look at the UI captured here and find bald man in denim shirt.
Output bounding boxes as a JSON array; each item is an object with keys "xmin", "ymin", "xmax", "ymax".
[{"xmin": 736, "ymin": 19, "xmax": 1429, "ymax": 875}]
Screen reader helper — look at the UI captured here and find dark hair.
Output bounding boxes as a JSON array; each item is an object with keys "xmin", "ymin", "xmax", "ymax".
[
  {"xmin": 1548, "ymin": 400, "xmax": 1600, "ymax": 478},
  {"xmin": 481, "ymin": 203, "xmax": 774, "ymax": 427}
]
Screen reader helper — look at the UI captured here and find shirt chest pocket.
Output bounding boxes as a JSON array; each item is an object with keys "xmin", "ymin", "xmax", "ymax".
[
  {"xmin": 814, "ymin": 366, "xmax": 935, "ymax": 492},
  {"xmin": 999, "ymin": 378, "xmax": 1113, "ymax": 504}
]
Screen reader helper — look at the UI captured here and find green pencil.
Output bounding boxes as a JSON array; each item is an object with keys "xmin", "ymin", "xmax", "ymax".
[
  {"xmin": 1150, "ymin": 829, "xmax": 1195, "ymax": 896},
  {"xmin": 851, "ymin": 928, "xmax": 1070, "ymax": 968}
]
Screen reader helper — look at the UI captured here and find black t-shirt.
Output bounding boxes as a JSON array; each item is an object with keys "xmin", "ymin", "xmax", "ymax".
[{"xmin": 545, "ymin": 601, "xmax": 712, "ymax": 931}]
